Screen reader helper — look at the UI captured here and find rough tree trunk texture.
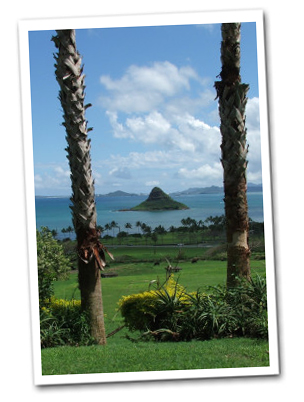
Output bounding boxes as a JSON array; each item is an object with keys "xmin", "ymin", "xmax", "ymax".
[
  {"xmin": 214, "ymin": 23, "xmax": 251, "ymax": 287},
  {"xmin": 52, "ymin": 29, "xmax": 109, "ymax": 345}
]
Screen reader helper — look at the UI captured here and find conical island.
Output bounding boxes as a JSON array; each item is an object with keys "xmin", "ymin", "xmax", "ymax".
[{"xmin": 130, "ymin": 187, "xmax": 189, "ymax": 211}]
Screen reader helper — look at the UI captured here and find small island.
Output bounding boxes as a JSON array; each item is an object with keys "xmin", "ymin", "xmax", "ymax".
[{"xmin": 128, "ymin": 187, "xmax": 189, "ymax": 211}]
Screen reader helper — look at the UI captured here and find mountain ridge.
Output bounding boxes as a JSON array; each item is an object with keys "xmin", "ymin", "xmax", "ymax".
[
  {"xmin": 127, "ymin": 187, "xmax": 189, "ymax": 211},
  {"xmin": 38, "ymin": 183, "xmax": 263, "ymax": 198},
  {"xmin": 97, "ymin": 183, "xmax": 262, "ymax": 197},
  {"xmin": 96, "ymin": 190, "xmax": 138, "ymax": 197}
]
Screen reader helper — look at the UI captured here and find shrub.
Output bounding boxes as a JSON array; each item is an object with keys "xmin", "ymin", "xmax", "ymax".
[
  {"xmin": 119, "ymin": 291, "xmax": 158, "ymax": 332},
  {"xmin": 40, "ymin": 298, "xmax": 94, "ymax": 348},
  {"xmin": 119, "ymin": 275, "xmax": 268, "ymax": 342},
  {"xmin": 225, "ymin": 275, "xmax": 268, "ymax": 338},
  {"xmin": 37, "ymin": 227, "xmax": 71, "ymax": 306},
  {"xmin": 179, "ymin": 291, "xmax": 239, "ymax": 341},
  {"xmin": 118, "ymin": 276, "xmax": 189, "ymax": 333},
  {"xmin": 193, "ymin": 275, "xmax": 268, "ymax": 340},
  {"xmin": 40, "ymin": 309, "xmax": 69, "ymax": 348}
]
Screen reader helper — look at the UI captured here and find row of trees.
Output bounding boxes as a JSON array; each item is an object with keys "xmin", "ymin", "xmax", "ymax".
[
  {"xmin": 103, "ymin": 216, "xmax": 263, "ymax": 243},
  {"xmin": 58, "ymin": 216, "xmax": 263, "ymax": 248},
  {"xmin": 102, "ymin": 217, "xmax": 226, "ymax": 237},
  {"xmin": 58, "ymin": 216, "xmax": 228, "ymax": 240},
  {"xmin": 104, "ymin": 216, "xmax": 227, "ymax": 238}
]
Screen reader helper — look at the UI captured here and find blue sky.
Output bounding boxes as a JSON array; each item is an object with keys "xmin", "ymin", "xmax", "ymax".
[{"xmin": 29, "ymin": 22, "xmax": 260, "ymax": 196}]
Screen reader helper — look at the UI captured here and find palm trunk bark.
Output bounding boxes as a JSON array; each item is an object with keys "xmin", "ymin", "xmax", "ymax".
[
  {"xmin": 52, "ymin": 29, "xmax": 110, "ymax": 344},
  {"xmin": 214, "ymin": 23, "xmax": 251, "ymax": 287}
]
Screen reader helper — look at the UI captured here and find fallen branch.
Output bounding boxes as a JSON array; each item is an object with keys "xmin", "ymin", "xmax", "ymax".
[{"xmin": 106, "ymin": 325, "xmax": 125, "ymax": 338}]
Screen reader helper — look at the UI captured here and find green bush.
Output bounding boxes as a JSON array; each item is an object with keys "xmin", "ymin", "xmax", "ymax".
[
  {"xmin": 37, "ymin": 227, "xmax": 71, "ymax": 306},
  {"xmin": 222, "ymin": 275, "xmax": 268, "ymax": 338},
  {"xmin": 119, "ymin": 276, "xmax": 210, "ymax": 340},
  {"xmin": 118, "ymin": 277, "xmax": 190, "ymax": 333},
  {"xmin": 118, "ymin": 275, "xmax": 268, "ymax": 342},
  {"xmin": 40, "ymin": 309, "xmax": 69, "ymax": 348},
  {"xmin": 40, "ymin": 298, "xmax": 94, "ymax": 348},
  {"xmin": 179, "ymin": 291, "xmax": 238, "ymax": 341},
  {"xmin": 118, "ymin": 291, "xmax": 157, "ymax": 331}
]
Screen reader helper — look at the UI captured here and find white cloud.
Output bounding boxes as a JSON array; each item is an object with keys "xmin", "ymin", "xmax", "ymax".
[
  {"xmin": 246, "ymin": 97, "xmax": 260, "ymax": 131},
  {"xmin": 105, "ymin": 150, "xmax": 180, "ymax": 170},
  {"xmin": 100, "ymin": 61, "xmax": 222, "ymax": 158},
  {"xmin": 125, "ymin": 111, "xmax": 172, "ymax": 144},
  {"xmin": 106, "ymin": 111, "xmax": 131, "ymax": 139},
  {"xmin": 178, "ymin": 163, "xmax": 223, "ymax": 185},
  {"xmin": 99, "ymin": 61, "xmax": 200, "ymax": 113},
  {"xmin": 54, "ymin": 166, "xmax": 70, "ymax": 178},
  {"xmin": 35, "ymin": 174, "xmax": 43, "ymax": 183},
  {"xmin": 34, "ymin": 164, "xmax": 72, "ymax": 194},
  {"xmin": 164, "ymin": 88, "xmax": 214, "ymax": 116},
  {"xmin": 99, "ymin": 61, "xmax": 223, "ymax": 164},
  {"xmin": 35, "ymin": 172, "xmax": 69, "ymax": 191},
  {"xmin": 245, "ymin": 98, "xmax": 262, "ymax": 175},
  {"xmin": 247, "ymin": 170, "xmax": 262, "ymax": 184},
  {"xmin": 171, "ymin": 113, "xmax": 221, "ymax": 155},
  {"xmin": 34, "ymin": 174, "xmax": 46, "ymax": 190},
  {"xmin": 145, "ymin": 180, "xmax": 160, "ymax": 187},
  {"xmin": 195, "ymin": 24, "xmax": 218, "ymax": 33},
  {"xmin": 101, "ymin": 62, "xmax": 198, "ymax": 95},
  {"xmin": 95, "ymin": 61, "xmax": 262, "ymax": 193},
  {"xmin": 105, "ymin": 108, "xmax": 221, "ymax": 156},
  {"xmin": 109, "ymin": 167, "xmax": 132, "ymax": 179}
]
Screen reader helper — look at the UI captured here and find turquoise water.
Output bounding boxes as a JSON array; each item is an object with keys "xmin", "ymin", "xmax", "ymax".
[{"xmin": 35, "ymin": 192, "xmax": 264, "ymax": 239}]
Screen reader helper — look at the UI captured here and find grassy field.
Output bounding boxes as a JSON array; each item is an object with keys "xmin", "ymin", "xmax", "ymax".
[
  {"xmin": 41, "ymin": 245, "xmax": 269, "ymax": 376},
  {"xmin": 42, "ymin": 337, "xmax": 269, "ymax": 375}
]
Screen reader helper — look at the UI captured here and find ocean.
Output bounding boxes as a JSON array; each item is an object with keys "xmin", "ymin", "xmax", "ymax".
[{"xmin": 35, "ymin": 192, "xmax": 264, "ymax": 240}]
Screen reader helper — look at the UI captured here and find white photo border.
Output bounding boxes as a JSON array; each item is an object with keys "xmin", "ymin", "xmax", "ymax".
[{"xmin": 18, "ymin": 9, "xmax": 279, "ymax": 386}]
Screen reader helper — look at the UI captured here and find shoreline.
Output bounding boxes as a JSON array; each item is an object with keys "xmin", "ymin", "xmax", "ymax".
[{"xmin": 118, "ymin": 207, "xmax": 190, "ymax": 212}]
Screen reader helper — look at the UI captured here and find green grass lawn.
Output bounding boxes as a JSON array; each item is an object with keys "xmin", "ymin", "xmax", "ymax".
[
  {"xmin": 55, "ymin": 255, "xmax": 266, "ymax": 324},
  {"xmin": 42, "ymin": 337, "xmax": 269, "ymax": 375},
  {"xmin": 42, "ymin": 246, "xmax": 268, "ymax": 376}
]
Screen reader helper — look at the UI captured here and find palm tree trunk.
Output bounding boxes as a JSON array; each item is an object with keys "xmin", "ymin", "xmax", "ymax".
[
  {"xmin": 214, "ymin": 23, "xmax": 251, "ymax": 287},
  {"xmin": 52, "ymin": 29, "xmax": 109, "ymax": 344}
]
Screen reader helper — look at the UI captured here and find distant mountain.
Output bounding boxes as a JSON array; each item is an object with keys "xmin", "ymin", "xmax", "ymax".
[
  {"xmin": 171, "ymin": 185, "xmax": 223, "ymax": 195},
  {"xmin": 171, "ymin": 183, "xmax": 262, "ymax": 196},
  {"xmin": 97, "ymin": 190, "xmax": 138, "ymax": 197},
  {"xmin": 128, "ymin": 187, "xmax": 189, "ymax": 211},
  {"xmin": 170, "ymin": 186, "xmax": 222, "ymax": 196},
  {"xmin": 39, "ymin": 183, "xmax": 262, "ymax": 199}
]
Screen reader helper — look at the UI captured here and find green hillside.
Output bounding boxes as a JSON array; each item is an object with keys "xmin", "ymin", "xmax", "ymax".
[{"xmin": 130, "ymin": 187, "xmax": 189, "ymax": 211}]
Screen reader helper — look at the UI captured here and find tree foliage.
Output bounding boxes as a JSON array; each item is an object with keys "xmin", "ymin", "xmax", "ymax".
[{"xmin": 37, "ymin": 227, "xmax": 71, "ymax": 304}]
